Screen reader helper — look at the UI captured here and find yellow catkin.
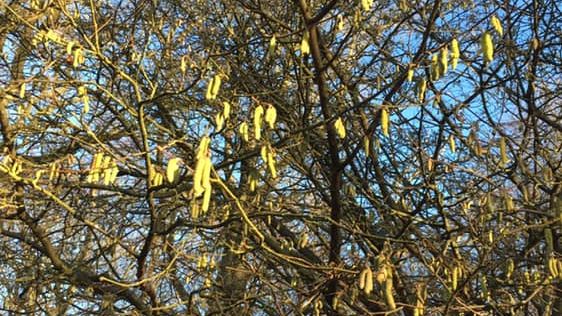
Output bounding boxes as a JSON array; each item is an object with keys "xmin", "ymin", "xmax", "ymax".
[
  {"xmin": 211, "ymin": 75, "xmax": 221, "ymax": 99},
  {"xmin": 481, "ymin": 31, "xmax": 494, "ymax": 63},
  {"xmin": 358, "ymin": 268, "xmax": 367, "ymax": 289},
  {"xmin": 407, "ymin": 65, "xmax": 414, "ymax": 82},
  {"xmin": 239, "ymin": 122, "xmax": 249, "ymax": 142},
  {"xmin": 205, "ymin": 77, "xmax": 214, "ymax": 100},
  {"xmin": 384, "ymin": 277, "xmax": 396, "ymax": 310},
  {"xmin": 192, "ymin": 159, "xmax": 205, "ymax": 196},
  {"xmin": 265, "ymin": 105, "xmax": 277, "ymax": 129},
  {"xmin": 364, "ymin": 267, "xmax": 373, "ymax": 295},
  {"xmin": 193, "ymin": 137, "xmax": 211, "ymax": 196},
  {"xmin": 103, "ymin": 167, "xmax": 112, "ymax": 185},
  {"xmin": 261, "ymin": 145, "xmax": 268, "ymax": 162},
  {"xmin": 414, "ymin": 285, "xmax": 425, "ymax": 316},
  {"xmin": 499, "ymin": 136, "xmax": 508, "ymax": 167},
  {"xmin": 191, "ymin": 203, "xmax": 200, "ymax": 219},
  {"xmin": 254, "ymin": 105, "xmax": 264, "ymax": 140},
  {"xmin": 451, "ymin": 38, "xmax": 460, "ymax": 69},
  {"xmin": 19, "ymin": 83, "xmax": 25, "ymax": 98},
  {"xmin": 101, "ymin": 156, "xmax": 112, "ymax": 185},
  {"xmin": 73, "ymin": 48, "xmax": 82, "ymax": 68},
  {"xmin": 449, "ymin": 135, "xmax": 456, "ymax": 153},
  {"xmin": 267, "ymin": 150, "xmax": 277, "ymax": 178},
  {"xmin": 547, "ymin": 257, "xmax": 557, "ymax": 278},
  {"xmin": 148, "ymin": 165, "xmax": 156, "ymax": 186},
  {"xmin": 361, "ymin": 0, "xmax": 373, "ymax": 11},
  {"xmin": 201, "ymin": 183, "xmax": 212, "ymax": 213},
  {"xmin": 431, "ymin": 54, "xmax": 440, "ymax": 81},
  {"xmin": 440, "ymin": 46, "xmax": 449, "ymax": 76},
  {"xmin": 108, "ymin": 161, "xmax": 118, "ymax": 184},
  {"xmin": 268, "ymin": 35, "xmax": 277, "ymax": 56},
  {"xmin": 205, "ymin": 75, "xmax": 222, "ymax": 101},
  {"xmin": 215, "ymin": 113, "xmax": 224, "ymax": 130},
  {"xmin": 196, "ymin": 136, "xmax": 211, "ymax": 160},
  {"xmin": 222, "ymin": 101, "xmax": 231, "ymax": 119},
  {"xmin": 249, "ymin": 175, "xmax": 257, "ymax": 192},
  {"xmin": 452, "ymin": 266, "xmax": 458, "ymax": 290},
  {"xmin": 491, "ymin": 15, "xmax": 503, "ymax": 36},
  {"xmin": 336, "ymin": 15, "xmax": 344, "ymax": 32},
  {"xmin": 180, "ymin": 56, "xmax": 187, "ymax": 73},
  {"xmin": 363, "ymin": 136, "xmax": 370, "ymax": 155},
  {"xmin": 154, "ymin": 173, "xmax": 163, "ymax": 186},
  {"xmin": 201, "ymin": 156, "xmax": 212, "ymax": 190},
  {"xmin": 66, "ymin": 41, "xmax": 75, "ymax": 55},
  {"xmin": 300, "ymin": 31, "xmax": 310, "ymax": 55},
  {"xmin": 381, "ymin": 108, "xmax": 389, "ymax": 137},
  {"xmin": 90, "ymin": 153, "xmax": 104, "ymax": 183},
  {"xmin": 166, "ymin": 157, "xmax": 181, "ymax": 183},
  {"xmin": 334, "ymin": 117, "xmax": 346, "ymax": 139},
  {"xmin": 417, "ymin": 78, "xmax": 427, "ymax": 102}
]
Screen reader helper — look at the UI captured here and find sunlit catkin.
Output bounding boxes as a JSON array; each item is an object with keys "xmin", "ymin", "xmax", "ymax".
[
  {"xmin": 451, "ymin": 38, "xmax": 460, "ymax": 69},
  {"xmin": 417, "ymin": 78, "xmax": 427, "ymax": 102},
  {"xmin": 499, "ymin": 136, "xmax": 508, "ymax": 167},
  {"xmin": 407, "ymin": 65, "xmax": 414, "ymax": 82},
  {"xmin": 449, "ymin": 134, "xmax": 456, "ymax": 153},
  {"xmin": 440, "ymin": 46, "xmax": 449, "ymax": 75},
  {"xmin": 384, "ymin": 277, "xmax": 396, "ymax": 310},
  {"xmin": 364, "ymin": 267, "xmax": 373, "ymax": 295},
  {"xmin": 481, "ymin": 31, "xmax": 494, "ymax": 63},
  {"xmin": 267, "ymin": 149, "xmax": 277, "ymax": 178},
  {"xmin": 166, "ymin": 157, "xmax": 181, "ymax": 183},
  {"xmin": 491, "ymin": 15, "xmax": 503, "ymax": 36},
  {"xmin": 201, "ymin": 182, "xmax": 212, "ymax": 213},
  {"xmin": 381, "ymin": 107, "xmax": 389, "ymax": 137},
  {"xmin": 239, "ymin": 122, "xmax": 249, "ymax": 142},
  {"xmin": 254, "ymin": 105, "xmax": 264, "ymax": 140},
  {"xmin": 265, "ymin": 105, "xmax": 277, "ymax": 129},
  {"xmin": 300, "ymin": 30, "xmax": 310, "ymax": 55},
  {"xmin": 334, "ymin": 117, "xmax": 346, "ymax": 139}
]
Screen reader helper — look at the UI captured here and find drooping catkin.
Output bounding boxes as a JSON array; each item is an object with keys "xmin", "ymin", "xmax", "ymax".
[
  {"xmin": 166, "ymin": 157, "xmax": 181, "ymax": 183},
  {"xmin": 254, "ymin": 105, "xmax": 264, "ymax": 140},
  {"xmin": 300, "ymin": 30, "xmax": 310, "ymax": 55},
  {"xmin": 449, "ymin": 134, "xmax": 456, "ymax": 153},
  {"xmin": 417, "ymin": 78, "xmax": 427, "ymax": 102},
  {"xmin": 239, "ymin": 122, "xmax": 249, "ymax": 142},
  {"xmin": 440, "ymin": 46, "xmax": 449, "ymax": 75},
  {"xmin": 384, "ymin": 277, "xmax": 396, "ymax": 310},
  {"xmin": 499, "ymin": 136, "xmax": 508, "ymax": 167},
  {"xmin": 381, "ymin": 107, "xmax": 389, "ymax": 137},
  {"xmin": 451, "ymin": 38, "xmax": 460, "ymax": 69},
  {"xmin": 491, "ymin": 15, "xmax": 503, "ymax": 36},
  {"xmin": 334, "ymin": 117, "xmax": 346, "ymax": 139},
  {"xmin": 265, "ymin": 105, "xmax": 277, "ymax": 129},
  {"xmin": 481, "ymin": 31, "xmax": 494, "ymax": 63},
  {"xmin": 364, "ymin": 267, "xmax": 373, "ymax": 295}
]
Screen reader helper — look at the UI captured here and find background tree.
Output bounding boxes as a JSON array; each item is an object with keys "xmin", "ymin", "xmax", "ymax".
[{"xmin": 0, "ymin": 0, "xmax": 560, "ymax": 315}]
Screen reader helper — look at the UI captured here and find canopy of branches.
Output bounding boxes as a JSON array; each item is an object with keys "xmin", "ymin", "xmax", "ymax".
[{"xmin": 0, "ymin": 0, "xmax": 561, "ymax": 315}]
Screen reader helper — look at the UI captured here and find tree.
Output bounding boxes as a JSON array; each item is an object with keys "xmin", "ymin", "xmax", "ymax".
[{"xmin": 0, "ymin": 0, "xmax": 560, "ymax": 314}]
